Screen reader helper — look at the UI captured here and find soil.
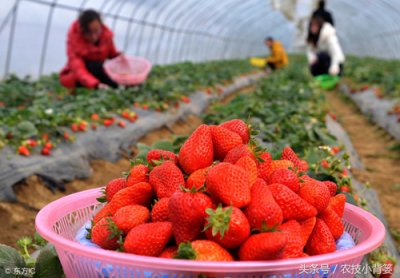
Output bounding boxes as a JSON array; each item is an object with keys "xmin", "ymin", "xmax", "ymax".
[
  {"xmin": 326, "ymin": 90, "xmax": 400, "ymax": 248},
  {"xmin": 0, "ymin": 84, "xmax": 254, "ymax": 248}
]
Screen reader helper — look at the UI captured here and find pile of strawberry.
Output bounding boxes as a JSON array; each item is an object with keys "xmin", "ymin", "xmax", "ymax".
[{"xmin": 88, "ymin": 119, "xmax": 347, "ymax": 261}]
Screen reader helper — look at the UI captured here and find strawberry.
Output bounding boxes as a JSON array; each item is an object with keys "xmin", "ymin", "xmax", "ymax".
[
  {"xmin": 299, "ymin": 180, "xmax": 330, "ymax": 213},
  {"xmin": 186, "ymin": 167, "xmax": 208, "ymax": 190},
  {"xmin": 260, "ymin": 160, "xmax": 294, "ymax": 183},
  {"xmin": 278, "ymin": 220, "xmax": 304, "ymax": 258},
  {"xmin": 306, "ymin": 218, "xmax": 336, "ymax": 255},
  {"xmin": 168, "ymin": 188, "xmax": 212, "ymax": 244},
  {"xmin": 93, "ymin": 182, "xmax": 153, "ymax": 223},
  {"xmin": 299, "ymin": 160, "xmax": 309, "ymax": 172},
  {"xmin": 91, "ymin": 123, "xmax": 97, "ymax": 130},
  {"xmin": 323, "ymin": 180, "xmax": 338, "ymax": 196},
  {"xmin": 79, "ymin": 122, "xmax": 87, "ymax": 132},
  {"xmin": 63, "ymin": 131, "xmax": 70, "ymax": 140},
  {"xmin": 268, "ymin": 183, "xmax": 318, "ymax": 221},
  {"xmin": 91, "ymin": 217, "xmax": 121, "ymax": 250},
  {"xmin": 123, "ymin": 222, "xmax": 173, "ymax": 256},
  {"xmin": 206, "ymin": 163, "xmax": 251, "ymax": 208},
  {"xmin": 318, "ymin": 207, "xmax": 344, "ymax": 240},
  {"xmin": 175, "ymin": 240, "xmax": 233, "ymax": 261},
  {"xmin": 340, "ymin": 185, "xmax": 350, "ymax": 192},
  {"xmin": 113, "ymin": 205, "xmax": 150, "ymax": 234},
  {"xmin": 146, "ymin": 149, "xmax": 178, "ymax": 166},
  {"xmin": 257, "ymin": 152, "xmax": 273, "ymax": 180},
  {"xmin": 204, "ymin": 205, "xmax": 250, "ymax": 249},
  {"xmin": 142, "ymin": 104, "xmax": 149, "ymax": 110},
  {"xmin": 44, "ymin": 142, "xmax": 52, "ymax": 149},
  {"xmin": 328, "ymin": 194, "xmax": 346, "ymax": 217},
  {"xmin": 18, "ymin": 146, "xmax": 30, "ymax": 156},
  {"xmin": 219, "ymin": 119, "xmax": 249, "ymax": 144},
  {"xmin": 299, "ymin": 217, "xmax": 316, "ymax": 246},
  {"xmin": 101, "ymin": 178, "xmax": 127, "ymax": 203},
  {"xmin": 149, "ymin": 161, "xmax": 185, "ymax": 198},
  {"xmin": 321, "ymin": 159, "xmax": 330, "ymax": 169},
  {"xmin": 41, "ymin": 147, "xmax": 51, "ymax": 156},
  {"xmin": 71, "ymin": 123, "xmax": 79, "ymax": 132},
  {"xmin": 281, "ymin": 146, "xmax": 307, "ymax": 172},
  {"xmin": 210, "ymin": 125, "xmax": 243, "ymax": 160},
  {"xmin": 235, "ymin": 156, "xmax": 258, "ymax": 187},
  {"xmin": 268, "ymin": 168, "xmax": 300, "ymax": 192},
  {"xmin": 238, "ymin": 231, "xmax": 287, "ymax": 261},
  {"xmin": 331, "ymin": 146, "xmax": 341, "ymax": 154},
  {"xmin": 380, "ymin": 259, "xmax": 395, "ymax": 278},
  {"xmin": 223, "ymin": 144, "xmax": 256, "ymax": 164},
  {"xmin": 103, "ymin": 119, "xmax": 113, "ymax": 127},
  {"xmin": 159, "ymin": 246, "xmax": 178, "ymax": 258},
  {"xmin": 179, "ymin": 124, "xmax": 214, "ymax": 174},
  {"xmin": 118, "ymin": 121, "xmax": 126, "ymax": 128},
  {"xmin": 244, "ymin": 179, "xmax": 283, "ymax": 231},
  {"xmin": 126, "ymin": 163, "xmax": 149, "ymax": 187},
  {"xmin": 27, "ymin": 139, "xmax": 37, "ymax": 148},
  {"xmin": 91, "ymin": 113, "xmax": 100, "ymax": 121},
  {"xmin": 151, "ymin": 198, "xmax": 170, "ymax": 222}
]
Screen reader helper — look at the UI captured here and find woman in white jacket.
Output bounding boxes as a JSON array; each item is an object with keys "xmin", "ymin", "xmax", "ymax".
[{"xmin": 307, "ymin": 16, "xmax": 345, "ymax": 76}]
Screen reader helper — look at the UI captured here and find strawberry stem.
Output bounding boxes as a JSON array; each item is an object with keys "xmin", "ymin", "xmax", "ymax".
[
  {"xmin": 175, "ymin": 242, "xmax": 197, "ymax": 260},
  {"xmin": 203, "ymin": 204, "xmax": 232, "ymax": 238}
]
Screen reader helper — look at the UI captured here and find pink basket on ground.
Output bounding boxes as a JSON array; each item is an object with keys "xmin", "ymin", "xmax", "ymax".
[
  {"xmin": 104, "ymin": 56, "xmax": 152, "ymax": 85},
  {"xmin": 36, "ymin": 188, "xmax": 385, "ymax": 278}
]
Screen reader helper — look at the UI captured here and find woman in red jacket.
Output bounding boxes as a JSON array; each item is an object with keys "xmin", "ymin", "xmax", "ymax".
[{"xmin": 60, "ymin": 10, "xmax": 120, "ymax": 89}]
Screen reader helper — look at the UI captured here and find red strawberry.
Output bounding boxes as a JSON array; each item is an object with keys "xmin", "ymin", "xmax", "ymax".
[
  {"xmin": 219, "ymin": 119, "xmax": 249, "ymax": 144},
  {"xmin": 306, "ymin": 218, "xmax": 336, "ymax": 255},
  {"xmin": 299, "ymin": 160, "xmax": 309, "ymax": 172},
  {"xmin": 268, "ymin": 168, "xmax": 300, "ymax": 192},
  {"xmin": 340, "ymin": 185, "xmax": 350, "ymax": 192},
  {"xmin": 18, "ymin": 146, "xmax": 30, "ymax": 156},
  {"xmin": 238, "ymin": 231, "xmax": 287, "ymax": 261},
  {"xmin": 149, "ymin": 161, "xmax": 185, "ymax": 198},
  {"xmin": 123, "ymin": 222, "xmax": 173, "ymax": 256},
  {"xmin": 126, "ymin": 163, "xmax": 149, "ymax": 187},
  {"xmin": 380, "ymin": 259, "xmax": 395, "ymax": 278},
  {"xmin": 260, "ymin": 160, "xmax": 294, "ymax": 182},
  {"xmin": 186, "ymin": 167, "xmax": 208, "ymax": 190},
  {"xmin": 321, "ymin": 159, "xmax": 330, "ymax": 169},
  {"xmin": 299, "ymin": 217, "xmax": 316, "ymax": 246},
  {"xmin": 224, "ymin": 144, "xmax": 256, "ymax": 164},
  {"xmin": 328, "ymin": 194, "xmax": 346, "ymax": 217},
  {"xmin": 91, "ymin": 113, "xmax": 100, "ymax": 121},
  {"xmin": 331, "ymin": 146, "xmax": 341, "ymax": 154},
  {"xmin": 79, "ymin": 122, "xmax": 87, "ymax": 131},
  {"xmin": 299, "ymin": 180, "xmax": 330, "ymax": 213},
  {"xmin": 71, "ymin": 123, "xmax": 79, "ymax": 132},
  {"xmin": 175, "ymin": 240, "xmax": 233, "ymax": 261},
  {"xmin": 103, "ymin": 119, "xmax": 113, "ymax": 127},
  {"xmin": 281, "ymin": 146, "xmax": 307, "ymax": 172},
  {"xmin": 146, "ymin": 149, "xmax": 178, "ymax": 166},
  {"xmin": 268, "ymin": 183, "xmax": 317, "ymax": 221},
  {"xmin": 159, "ymin": 246, "xmax": 178, "ymax": 258},
  {"xmin": 113, "ymin": 205, "xmax": 150, "ymax": 234},
  {"xmin": 118, "ymin": 121, "xmax": 126, "ymax": 128},
  {"xmin": 93, "ymin": 182, "xmax": 153, "ymax": 223},
  {"xmin": 323, "ymin": 180, "xmax": 338, "ymax": 196},
  {"xmin": 41, "ymin": 148, "xmax": 51, "ymax": 156},
  {"xmin": 27, "ymin": 139, "xmax": 37, "ymax": 148},
  {"xmin": 151, "ymin": 198, "xmax": 170, "ymax": 222},
  {"xmin": 102, "ymin": 178, "xmax": 127, "ymax": 202},
  {"xmin": 204, "ymin": 205, "xmax": 250, "ymax": 249},
  {"xmin": 63, "ymin": 132, "xmax": 70, "ymax": 140},
  {"xmin": 210, "ymin": 125, "xmax": 243, "ymax": 160},
  {"xmin": 168, "ymin": 188, "xmax": 212, "ymax": 244},
  {"xmin": 319, "ymin": 207, "xmax": 344, "ymax": 240},
  {"xmin": 257, "ymin": 152, "xmax": 273, "ymax": 180},
  {"xmin": 235, "ymin": 156, "xmax": 258, "ymax": 187},
  {"xmin": 206, "ymin": 163, "xmax": 251, "ymax": 208},
  {"xmin": 278, "ymin": 220, "xmax": 304, "ymax": 258},
  {"xmin": 91, "ymin": 217, "xmax": 121, "ymax": 250},
  {"xmin": 179, "ymin": 124, "xmax": 213, "ymax": 174},
  {"xmin": 244, "ymin": 179, "xmax": 283, "ymax": 231}
]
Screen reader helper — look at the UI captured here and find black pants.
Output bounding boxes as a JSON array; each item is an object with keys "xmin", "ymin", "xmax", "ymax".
[
  {"xmin": 310, "ymin": 52, "xmax": 343, "ymax": 77},
  {"xmin": 77, "ymin": 61, "xmax": 118, "ymax": 88}
]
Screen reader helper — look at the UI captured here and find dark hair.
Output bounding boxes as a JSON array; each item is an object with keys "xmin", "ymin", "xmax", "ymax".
[
  {"xmin": 307, "ymin": 16, "xmax": 324, "ymax": 46},
  {"xmin": 265, "ymin": 37, "xmax": 274, "ymax": 42},
  {"xmin": 79, "ymin": 9, "xmax": 102, "ymax": 34},
  {"xmin": 318, "ymin": 0, "xmax": 325, "ymax": 9}
]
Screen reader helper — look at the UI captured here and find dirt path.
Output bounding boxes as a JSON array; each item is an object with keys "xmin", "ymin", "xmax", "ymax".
[
  {"xmin": 326, "ymin": 91, "xmax": 400, "ymax": 247},
  {"xmin": 0, "ymin": 84, "xmax": 256, "ymax": 248}
]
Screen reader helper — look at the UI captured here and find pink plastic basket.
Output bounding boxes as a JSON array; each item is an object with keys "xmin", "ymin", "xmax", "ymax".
[
  {"xmin": 104, "ymin": 56, "xmax": 152, "ymax": 85},
  {"xmin": 36, "ymin": 188, "xmax": 385, "ymax": 278}
]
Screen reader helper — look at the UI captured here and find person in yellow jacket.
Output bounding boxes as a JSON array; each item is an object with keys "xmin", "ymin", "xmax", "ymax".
[{"xmin": 265, "ymin": 37, "xmax": 289, "ymax": 70}]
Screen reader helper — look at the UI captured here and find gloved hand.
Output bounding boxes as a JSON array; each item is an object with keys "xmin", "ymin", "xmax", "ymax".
[{"xmin": 329, "ymin": 64, "xmax": 340, "ymax": 76}]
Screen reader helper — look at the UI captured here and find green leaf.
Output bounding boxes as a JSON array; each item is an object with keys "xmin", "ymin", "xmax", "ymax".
[
  {"xmin": 151, "ymin": 141, "xmax": 174, "ymax": 152},
  {"xmin": 343, "ymin": 192, "xmax": 357, "ymax": 206},
  {"xmin": 33, "ymin": 245, "xmax": 63, "ymax": 278},
  {"xmin": 0, "ymin": 244, "xmax": 26, "ymax": 276}
]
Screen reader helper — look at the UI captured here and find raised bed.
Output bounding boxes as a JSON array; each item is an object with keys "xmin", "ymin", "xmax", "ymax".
[{"xmin": 0, "ymin": 72, "xmax": 265, "ymax": 201}]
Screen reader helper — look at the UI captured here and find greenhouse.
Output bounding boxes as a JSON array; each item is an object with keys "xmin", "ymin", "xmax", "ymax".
[{"xmin": 0, "ymin": 0, "xmax": 399, "ymax": 277}]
